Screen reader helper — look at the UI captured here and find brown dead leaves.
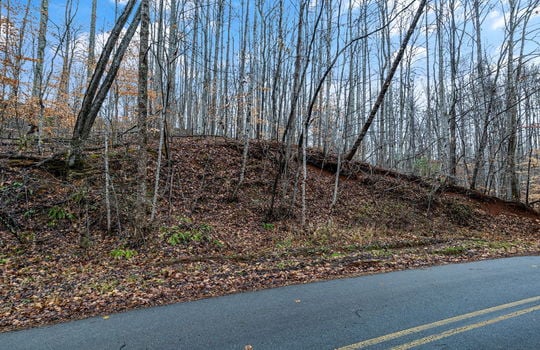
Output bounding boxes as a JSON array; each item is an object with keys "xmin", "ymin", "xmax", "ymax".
[{"xmin": 1, "ymin": 138, "xmax": 539, "ymax": 332}]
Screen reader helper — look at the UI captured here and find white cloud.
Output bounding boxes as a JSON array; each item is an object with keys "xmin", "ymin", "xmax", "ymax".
[
  {"xmin": 347, "ymin": 0, "xmax": 364, "ymax": 10},
  {"xmin": 387, "ymin": 0, "xmax": 437, "ymax": 37},
  {"xmin": 488, "ymin": 2, "xmax": 540, "ymax": 31},
  {"xmin": 390, "ymin": 44, "xmax": 426, "ymax": 64},
  {"xmin": 489, "ymin": 9, "xmax": 506, "ymax": 30},
  {"xmin": 530, "ymin": 55, "xmax": 540, "ymax": 66}
]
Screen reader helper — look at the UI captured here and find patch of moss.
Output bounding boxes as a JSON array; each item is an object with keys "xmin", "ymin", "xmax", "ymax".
[
  {"xmin": 436, "ymin": 246, "xmax": 467, "ymax": 255},
  {"xmin": 488, "ymin": 241, "xmax": 514, "ymax": 250}
]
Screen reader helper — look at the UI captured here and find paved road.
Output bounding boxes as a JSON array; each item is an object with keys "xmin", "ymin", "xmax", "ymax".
[{"xmin": 2, "ymin": 256, "xmax": 540, "ymax": 350}]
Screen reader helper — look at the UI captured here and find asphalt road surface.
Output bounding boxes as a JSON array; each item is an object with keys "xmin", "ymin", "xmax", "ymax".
[{"xmin": 2, "ymin": 256, "xmax": 539, "ymax": 350}]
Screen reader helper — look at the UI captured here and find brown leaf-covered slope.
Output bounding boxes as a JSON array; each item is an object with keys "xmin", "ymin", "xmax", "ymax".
[{"xmin": 1, "ymin": 137, "xmax": 539, "ymax": 332}]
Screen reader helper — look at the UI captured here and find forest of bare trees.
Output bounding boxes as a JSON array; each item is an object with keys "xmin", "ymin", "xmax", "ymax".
[{"xmin": 1, "ymin": 0, "xmax": 540, "ymax": 207}]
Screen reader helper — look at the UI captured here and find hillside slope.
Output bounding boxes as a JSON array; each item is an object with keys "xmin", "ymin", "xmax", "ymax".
[{"xmin": 1, "ymin": 137, "xmax": 539, "ymax": 332}]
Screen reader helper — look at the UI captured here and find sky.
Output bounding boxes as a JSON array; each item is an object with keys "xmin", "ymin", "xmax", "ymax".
[
  {"xmin": 54, "ymin": 0, "xmax": 539, "ymax": 59},
  {"xmin": 15, "ymin": 0, "xmax": 540, "ymax": 91},
  {"xmin": 46, "ymin": 0, "xmax": 128, "ymax": 34}
]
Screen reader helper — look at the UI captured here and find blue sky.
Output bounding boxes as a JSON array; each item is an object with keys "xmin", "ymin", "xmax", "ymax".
[
  {"xmin": 19, "ymin": 0, "xmax": 540, "ymax": 90},
  {"xmin": 46, "ymin": 0, "xmax": 126, "ymax": 33},
  {"xmin": 41, "ymin": 0, "xmax": 539, "ymax": 62}
]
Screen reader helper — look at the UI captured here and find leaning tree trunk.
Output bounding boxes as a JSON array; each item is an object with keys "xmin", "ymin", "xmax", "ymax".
[
  {"xmin": 345, "ymin": 0, "xmax": 427, "ymax": 161},
  {"xmin": 68, "ymin": 0, "xmax": 140, "ymax": 167}
]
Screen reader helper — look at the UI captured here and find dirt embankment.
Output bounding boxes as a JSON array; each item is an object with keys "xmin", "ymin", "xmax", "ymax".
[{"xmin": 1, "ymin": 137, "xmax": 539, "ymax": 332}]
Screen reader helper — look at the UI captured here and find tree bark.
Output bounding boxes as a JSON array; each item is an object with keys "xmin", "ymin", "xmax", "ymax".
[
  {"xmin": 345, "ymin": 0, "xmax": 427, "ymax": 161},
  {"xmin": 69, "ymin": 0, "xmax": 140, "ymax": 167},
  {"xmin": 504, "ymin": 0, "xmax": 519, "ymax": 201},
  {"xmin": 135, "ymin": 0, "xmax": 150, "ymax": 239},
  {"xmin": 87, "ymin": 0, "xmax": 97, "ymax": 81},
  {"xmin": 32, "ymin": 0, "xmax": 48, "ymax": 153}
]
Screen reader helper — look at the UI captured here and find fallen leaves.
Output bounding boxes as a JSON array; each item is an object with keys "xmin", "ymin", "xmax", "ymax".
[
  {"xmin": 1, "ymin": 138, "xmax": 539, "ymax": 333},
  {"xmin": 1, "ymin": 235, "xmax": 539, "ymax": 333}
]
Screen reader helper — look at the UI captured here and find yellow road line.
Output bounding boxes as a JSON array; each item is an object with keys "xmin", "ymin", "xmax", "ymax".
[
  {"xmin": 336, "ymin": 295, "xmax": 540, "ymax": 350},
  {"xmin": 391, "ymin": 304, "xmax": 540, "ymax": 350}
]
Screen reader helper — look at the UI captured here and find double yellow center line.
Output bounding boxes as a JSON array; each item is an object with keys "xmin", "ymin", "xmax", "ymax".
[{"xmin": 337, "ymin": 295, "xmax": 540, "ymax": 350}]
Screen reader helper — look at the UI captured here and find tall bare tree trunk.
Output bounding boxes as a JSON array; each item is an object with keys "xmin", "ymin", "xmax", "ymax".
[
  {"xmin": 135, "ymin": 0, "xmax": 150, "ymax": 240},
  {"xmin": 435, "ymin": 1, "xmax": 448, "ymax": 172},
  {"xmin": 268, "ymin": 0, "xmax": 306, "ymax": 217},
  {"xmin": 33, "ymin": 0, "xmax": 48, "ymax": 153},
  {"xmin": 447, "ymin": 0, "xmax": 458, "ymax": 183},
  {"xmin": 470, "ymin": 0, "xmax": 487, "ymax": 190},
  {"xmin": 87, "ymin": 0, "xmax": 97, "ymax": 81},
  {"xmin": 56, "ymin": 0, "xmax": 74, "ymax": 103},
  {"xmin": 210, "ymin": 0, "xmax": 224, "ymax": 135},
  {"xmin": 167, "ymin": 0, "xmax": 178, "ymax": 127},
  {"xmin": 104, "ymin": 127, "xmax": 112, "ymax": 234},
  {"xmin": 504, "ymin": 0, "xmax": 519, "ymax": 201}
]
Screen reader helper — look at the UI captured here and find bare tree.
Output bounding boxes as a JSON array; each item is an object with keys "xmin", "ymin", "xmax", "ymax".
[
  {"xmin": 346, "ymin": 0, "xmax": 428, "ymax": 161},
  {"xmin": 135, "ymin": 0, "xmax": 150, "ymax": 239},
  {"xmin": 32, "ymin": 0, "xmax": 48, "ymax": 152},
  {"xmin": 503, "ymin": 0, "xmax": 519, "ymax": 201},
  {"xmin": 87, "ymin": 0, "xmax": 97, "ymax": 81},
  {"xmin": 69, "ymin": 0, "xmax": 140, "ymax": 167}
]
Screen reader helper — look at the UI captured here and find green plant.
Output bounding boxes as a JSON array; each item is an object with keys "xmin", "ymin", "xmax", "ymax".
[
  {"xmin": 199, "ymin": 223, "xmax": 212, "ymax": 233},
  {"xmin": 275, "ymin": 237, "xmax": 293, "ymax": 250},
  {"xmin": 161, "ymin": 218, "xmax": 216, "ymax": 246},
  {"xmin": 23, "ymin": 209, "xmax": 36, "ymax": 218},
  {"xmin": 213, "ymin": 239, "xmax": 225, "ymax": 248},
  {"xmin": 167, "ymin": 231, "xmax": 204, "ymax": 245},
  {"xmin": 344, "ymin": 244, "xmax": 360, "ymax": 252},
  {"xmin": 11, "ymin": 181, "xmax": 23, "ymax": 188},
  {"xmin": 436, "ymin": 246, "xmax": 466, "ymax": 256},
  {"xmin": 262, "ymin": 222, "xmax": 275, "ymax": 230},
  {"xmin": 488, "ymin": 241, "xmax": 513, "ymax": 250},
  {"xmin": 369, "ymin": 248, "xmax": 393, "ymax": 258},
  {"xmin": 71, "ymin": 189, "xmax": 88, "ymax": 204},
  {"xmin": 0, "ymin": 181, "xmax": 23, "ymax": 195},
  {"xmin": 468, "ymin": 239, "xmax": 513, "ymax": 250},
  {"xmin": 47, "ymin": 206, "xmax": 74, "ymax": 227},
  {"xmin": 110, "ymin": 248, "xmax": 137, "ymax": 260},
  {"xmin": 48, "ymin": 206, "xmax": 75, "ymax": 220}
]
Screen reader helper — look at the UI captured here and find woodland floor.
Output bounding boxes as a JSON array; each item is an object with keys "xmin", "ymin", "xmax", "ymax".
[{"xmin": 1, "ymin": 137, "xmax": 539, "ymax": 332}]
